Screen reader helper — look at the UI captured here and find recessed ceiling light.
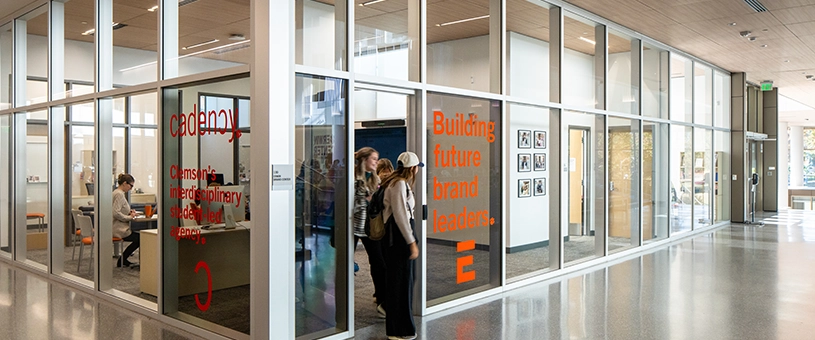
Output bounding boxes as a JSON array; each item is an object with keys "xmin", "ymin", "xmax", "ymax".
[
  {"xmin": 785, "ymin": 60, "xmax": 790, "ymax": 63},
  {"xmin": 748, "ymin": 37, "xmax": 757, "ymax": 41},
  {"xmin": 436, "ymin": 15, "xmax": 489, "ymax": 27},
  {"xmin": 729, "ymin": 22, "xmax": 737, "ymax": 26},
  {"xmin": 762, "ymin": 28, "xmax": 769, "ymax": 32},
  {"xmin": 579, "ymin": 36, "xmax": 596, "ymax": 45},
  {"xmin": 182, "ymin": 39, "xmax": 219, "ymax": 50},
  {"xmin": 228, "ymin": 34, "xmax": 245, "ymax": 41},
  {"xmin": 148, "ymin": 5, "xmax": 158, "ymax": 11},
  {"xmin": 761, "ymin": 44, "xmax": 768, "ymax": 48},
  {"xmin": 359, "ymin": 0, "xmax": 386, "ymax": 6}
]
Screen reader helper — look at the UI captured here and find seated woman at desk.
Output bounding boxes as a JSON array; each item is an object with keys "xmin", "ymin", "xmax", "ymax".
[{"xmin": 113, "ymin": 173, "xmax": 138, "ymax": 267}]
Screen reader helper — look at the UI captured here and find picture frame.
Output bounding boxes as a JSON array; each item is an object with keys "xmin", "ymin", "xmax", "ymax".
[
  {"xmin": 534, "ymin": 130, "xmax": 546, "ymax": 149},
  {"xmin": 518, "ymin": 129, "xmax": 531, "ymax": 149},
  {"xmin": 534, "ymin": 178, "xmax": 546, "ymax": 196},
  {"xmin": 533, "ymin": 153, "xmax": 546, "ymax": 171},
  {"xmin": 518, "ymin": 153, "xmax": 531, "ymax": 172},
  {"xmin": 518, "ymin": 179, "xmax": 531, "ymax": 198}
]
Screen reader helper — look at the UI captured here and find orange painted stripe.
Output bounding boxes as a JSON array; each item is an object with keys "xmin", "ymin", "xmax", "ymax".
[{"xmin": 457, "ymin": 240, "xmax": 475, "ymax": 252}]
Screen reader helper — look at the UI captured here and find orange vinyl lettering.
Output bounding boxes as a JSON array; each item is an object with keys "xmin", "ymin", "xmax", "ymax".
[{"xmin": 456, "ymin": 255, "xmax": 475, "ymax": 284}]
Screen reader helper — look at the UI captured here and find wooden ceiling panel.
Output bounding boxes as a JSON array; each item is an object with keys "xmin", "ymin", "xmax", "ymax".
[
  {"xmin": 426, "ymin": 0, "xmax": 490, "ymax": 43},
  {"xmin": 770, "ymin": 5, "xmax": 815, "ymax": 25},
  {"xmin": 117, "ymin": 11, "xmax": 158, "ymax": 30},
  {"xmin": 113, "ymin": 26, "xmax": 159, "ymax": 50},
  {"xmin": 786, "ymin": 21, "xmax": 815, "ymax": 37},
  {"xmin": 356, "ymin": 10, "xmax": 408, "ymax": 37},
  {"xmin": 354, "ymin": 0, "xmax": 408, "ymax": 18}
]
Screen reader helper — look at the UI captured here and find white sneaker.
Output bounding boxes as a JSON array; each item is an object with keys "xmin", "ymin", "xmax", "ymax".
[{"xmin": 376, "ymin": 304, "xmax": 386, "ymax": 318}]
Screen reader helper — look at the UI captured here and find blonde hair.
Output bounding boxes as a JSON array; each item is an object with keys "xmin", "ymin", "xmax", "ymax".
[
  {"xmin": 354, "ymin": 147, "xmax": 380, "ymax": 193},
  {"xmin": 376, "ymin": 158, "xmax": 393, "ymax": 178},
  {"xmin": 380, "ymin": 163, "xmax": 416, "ymax": 190}
]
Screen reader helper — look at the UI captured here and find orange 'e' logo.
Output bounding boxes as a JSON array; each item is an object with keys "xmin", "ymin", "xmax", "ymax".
[{"xmin": 456, "ymin": 240, "xmax": 476, "ymax": 284}]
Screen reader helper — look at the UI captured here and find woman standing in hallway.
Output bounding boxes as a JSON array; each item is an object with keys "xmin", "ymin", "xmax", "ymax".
[
  {"xmin": 381, "ymin": 151, "xmax": 422, "ymax": 340},
  {"xmin": 113, "ymin": 174, "xmax": 138, "ymax": 267},
  {"xmin": 352, "ymin": 147, "xmax": 387, "ymax": 317}
]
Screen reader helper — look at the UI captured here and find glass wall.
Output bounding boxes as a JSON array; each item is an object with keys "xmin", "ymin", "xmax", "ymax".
[
  {"xmin": 608, "ymin": 117, "xmax": 640, "ymax": 253},
  {"xmin": 164, "ymin": 0, "xmax": 251, "ymax": 79},
  {"xmin": 293, "ymin": 74, "xmax": 348, "ymax": 337},
  {"xmin": 670, "ymin": 54, "xmax": 692, "ymax": 122},
  {"xmin": 354, "ymin": 0, "xmax": 415, "ymax": 81},
  {"xmin": 161, "ymin": 77, "xmax": 252, "ymax": 336},
  {"xmin": 607, "ymin": 30, "xmax": 637, "ymax": 115},
  {"xmin": 65, "ymin": 102, "xmax": 95, "ymax": 280},
  {"xmin": 426, "ymin": 92, "xmax": 501, "ymax": 304},
  {"xmin": 642, "ymin": 42, "xmax": 668, "ymax": 119},
  {"xmin": 694, "ymin": 128, "xmax": 712, "ymax": 228},
  {"xmin": 643, "ymin": 122, "xmax": 669, "ymax": 243},
  {"xmin": 62, "ymin": 0, "xmax": 94, "ymax": 98},
  {"xmin": 507, "ymin": 103, "xmax": 551, "ymax": 280},
  {"xmin": 24, "ymin": 7, "xmax": 48, "ymax": 106},
  {"xmin": 714, "ymin": 130, "xmax": 730, "ymax": 222},
  {"xmin": 507, "ymin": 0, "xmax": 550, "ymax": 102},
  {"xmin": 694, "ymin": 64, "xmax": 713, "ymax": 126},
  {"xmin": 24, "ymin": 110, "xmax": 48, "ymax": 268},
  {"xmin": 670, "ymin": 125, "xmax": 693, "ymax": 234},
  {"xmin": 296, "ymin": 0, "xmax": 347, "ymax": 71},
  {"xmin": 563, "ymin": 110, "xmax": 605, "ymax": 264},
  {"xmin": 714, "ymin": 71, "xmax": 730, "ymax": 128},
  {"xmin": 1, "ymin": 23, "xmax": 12, "ymax": 109},
  {"xmin": 427, "ymin": 0, "xmax": 497, "ymax": 93},
  {"xmin": 0, "ymin": 115, "xmax": 9, "ymax": 256},
  {"xmin": 563, "ymin": 13, "xmax": 600, "ymax": 110}
]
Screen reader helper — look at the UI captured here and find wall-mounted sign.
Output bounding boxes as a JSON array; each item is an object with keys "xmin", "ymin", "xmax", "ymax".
[{"xmin": 271, "ymin": 164, "xmax": 294, "ymax": 191}]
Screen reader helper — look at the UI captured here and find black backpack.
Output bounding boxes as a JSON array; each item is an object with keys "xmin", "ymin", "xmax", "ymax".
[{"xmin": 365, "ymin": 186, "xmax": 387, "ymax": 240}]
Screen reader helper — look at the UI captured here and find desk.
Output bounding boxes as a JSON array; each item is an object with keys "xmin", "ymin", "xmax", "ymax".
[{"xmin": 140, "ymin": 222, "xmax": 250, "ymax": 296}]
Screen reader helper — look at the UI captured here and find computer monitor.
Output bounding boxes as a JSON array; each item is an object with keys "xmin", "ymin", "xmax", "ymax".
[
  {"xmin": 207, "ymin": 173, "xmax": 225, "ymax": 187},
  {"xmin": 200, "ymin": 200, "xmax": 224, "ymax": 225},
  {"xmin": 218, "ymin": 185, "xmax": 246, "ymax": 222}
]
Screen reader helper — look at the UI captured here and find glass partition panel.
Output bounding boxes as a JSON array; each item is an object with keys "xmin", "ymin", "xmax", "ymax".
[
  {"xmin": 714, "ymin": 71, "xmax": 730, "ymax": 128},
  {"xmin": 427, "ymin": 0, "xmax": 496, "ymax": 92},
  {"xmin": 163, "ymin": 0, "xmax": 251, "ymax": 79},
  {"xmin": 65, "ymin": 102, "xmax": 94, "ymax": 279},
  {"xmin": 63, "ymin": 0, "xmax": 95, "ymax": 98},
  {"xmin": 563, "ymin": 111, "xmax": 605, "ymax": 265},
  {"xmin": 293, "ymin": 74, "xmax": 348, "ymax": 337},
  {"xmin": 162, "ymin": 77, "xmax": 253, "ymax": 336},
  {"xmin": 507, "ymin": 0, "xmax": 550, "ymax": 102},
  {"xmin": 563, "ymin": 12, "xmax": 600, "ymax": 110},
  {"xmin": 113, "ymin": 1, "xmax": 158, "ymax": 87},
  {"xmin": 670, "ymin": 54, "xmax": 692, "ymax": 122},
  {"xmin": 354, "ymin": 0, "xmax": 414, "ymax": 81},
  {"xmin": 426, "ymin": 92, "xmax": 501, "ymax": 304},
  {"xmin": 296, "ymin": 0, "xmax": 348, "ymax": 71},
  {"xmin": 608, "ymin": 117, "xmax": 640, "ymax": 253},
  {"xmin": 0, "ymin": 23, "xmax": 12, "ymax": 110},
  {"xmin": 25, "ymin": 7, "xmax": 48, "ymax": 105},
  {"xmin": 24, "ymin": 110, "xmax": 49, "ymax": 268},
  {"xmin": 693, "ymin": 128, "xmax": 712, "ymax": 229},
  {"xmin": 507, "ymin": 103, "xmax": 551, "ymax": 281},
  {"xmin": 714, "ymin": 130, "xmax": 730, "ymax": 222},
  {"xmin": 607, "ymin": 30, "xmax": 637, "ymax": 115},
  {"xmin": 670, "ymin": 125, "xmax": 693, "ymax": 234},
  {"xmin": 113, "ymin": 97, "xmax": 126, "ymax": 124},
  {"xmin": 643, "ymin": 122, "xmax": 669, "ymax": 244},
  {"xmin": 694, "ymin": 63, "xmax": 713, "ymax": 126},
  {"xmin": 642, "ymin": 43, "xmax": 668, "ymax": 119},
  {"xmin": 0, "ymin": 115, "xmax": 9, "ymax": 257}
]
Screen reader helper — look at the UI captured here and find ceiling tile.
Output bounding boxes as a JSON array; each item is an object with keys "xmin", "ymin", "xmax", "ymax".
[
  {"xmin": 786, "ymin": 21, "xmax": 815, "ymax": 37},
  {"xmin": 771, "ymin": 5, "xmax": 815, "ymax": 25}
]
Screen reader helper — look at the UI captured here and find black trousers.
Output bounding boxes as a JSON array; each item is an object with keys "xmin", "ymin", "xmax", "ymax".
[
  {"xmin": 121, "ymin": 232, "xmax": 140, "ymax": 262},
  {"xmin": 356, "ymin": 235, "xmax": 387, "ymax": 305},
  {"xmin": 383, "ymin": 219, "xmax": 416, "ymax": 337}
]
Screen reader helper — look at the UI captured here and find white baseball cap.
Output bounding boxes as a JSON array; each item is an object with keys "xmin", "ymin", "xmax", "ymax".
[{"xmin": 397, "ymin": 151, "xmax": 424, "ymax": 168}]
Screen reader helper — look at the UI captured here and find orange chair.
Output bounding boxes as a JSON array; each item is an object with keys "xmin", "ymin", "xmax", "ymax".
[
  {"xmin": 26, "ymin": 213, "xmax": 45, "ymax": 232},
  {"xmin": 75, "ymin": 214, "xmax": 125, "ymax": 273}
]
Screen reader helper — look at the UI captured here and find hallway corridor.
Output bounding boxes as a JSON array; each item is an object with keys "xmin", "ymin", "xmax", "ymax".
[{"xmin": 1, "ymin": 210, "xmax": 813, "ymax": 339}]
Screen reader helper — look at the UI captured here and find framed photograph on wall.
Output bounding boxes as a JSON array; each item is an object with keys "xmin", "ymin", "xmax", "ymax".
[
  {"xmin": 534, "ymin": 130, "xmax": 546, "ymax": 149},
  {"xmin": 534, "ymin": 178, "xmax": 546, "ymax": 196},
  {"xmin": 518, "ymin": 179, "xmax": 531, "ymax": 198},
  {"xmin": 518, "ymin": 153, "xmax": 531, "ymax": 172},
  {"xmin": 518, "ymin": 130, "xmax": 531, "ymax": 148},
  {"xmin": 533, "ymin": 153, "xmax": 546, "ymax": 171}
]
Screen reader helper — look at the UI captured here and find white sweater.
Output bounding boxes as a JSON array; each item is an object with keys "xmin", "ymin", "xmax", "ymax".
[
  {"xmin": 112, "ymin": 188, "xmax": 133, "ymax": 238},
  {"xmin": 383, "ymin": 180, "xmax": 416, "ymax": 245}
]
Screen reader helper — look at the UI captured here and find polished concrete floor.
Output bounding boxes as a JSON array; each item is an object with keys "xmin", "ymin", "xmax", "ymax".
[{"xmin": 2, "ymin": 210, "xmax": 814, "ymax": 339}]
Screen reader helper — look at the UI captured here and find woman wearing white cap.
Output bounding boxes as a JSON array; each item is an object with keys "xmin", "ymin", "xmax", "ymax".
[{"xmin": 380, "ymin": 151, "xmax": 423, "ymax": 340}]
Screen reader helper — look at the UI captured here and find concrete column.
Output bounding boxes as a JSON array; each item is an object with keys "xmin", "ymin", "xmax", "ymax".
[
  {"xmin": 789, "ymin": 126, "xmax": 803, "ymax": 187},
  {"xmin": 778, "ymin": 122, "xmax": 788, "ymax": 208}
]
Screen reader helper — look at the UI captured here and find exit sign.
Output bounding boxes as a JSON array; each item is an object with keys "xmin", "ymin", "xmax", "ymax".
[{"xmin": 761, "ymin": 82, "xmax": 773, "ymax": 91}]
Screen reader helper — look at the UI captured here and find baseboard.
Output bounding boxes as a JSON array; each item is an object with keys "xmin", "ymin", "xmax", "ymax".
[{"xmin": 506, "ymin": 236, "xmax": 570, "ymax": 253}]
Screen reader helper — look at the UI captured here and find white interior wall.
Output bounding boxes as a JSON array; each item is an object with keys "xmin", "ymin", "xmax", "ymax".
[
  {"xmin": 608, "ymin": 52, "xmax": 632, "ymax": 113},
  {"xmin": 507, "ymin": 106, "xmax": 550, "ymax": 248},
  {"xmin": 508, "ymin": 32, "xmax": 549, "ymax": 100},
  {"xmin": 301, "ymin": 1, "xmax": 336, "ymax": 70},
  {"xmin": 641, "ymin": 49, "xmax": 662, "ymax": 116},
  {"xmin": 427, "ymin": 35, "xmax": 491, "ymax": 92},
  {"xmin": 562, "ymin": 48, "xmax": 596, "ymax": 109}
]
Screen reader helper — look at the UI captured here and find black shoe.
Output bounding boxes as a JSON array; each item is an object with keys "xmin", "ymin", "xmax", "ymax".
[{"xmin": 117, "ymin": 259, "xmax": 132, "ymax": 268}]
